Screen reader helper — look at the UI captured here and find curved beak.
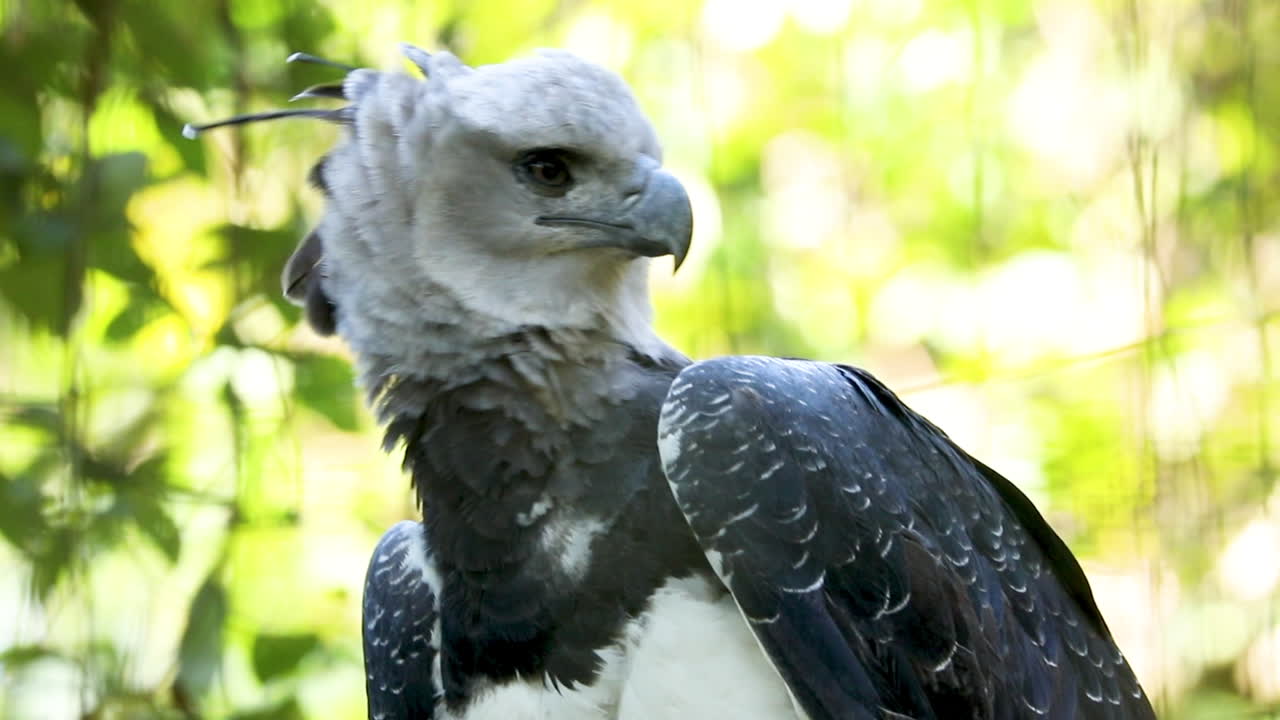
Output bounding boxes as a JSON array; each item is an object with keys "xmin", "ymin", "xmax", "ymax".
[
  {"xmin": 536, "ymin": 168, "xmax": 693, "ymax": 271},
  {"xmin": 626, "ymin": 169, "xmax": 693, "ymax": 271}
]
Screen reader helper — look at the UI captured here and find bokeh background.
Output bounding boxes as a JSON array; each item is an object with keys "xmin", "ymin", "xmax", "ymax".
[{"xmin": 2, "ymin": 0, "xmax": 1278, "ymax": 717}]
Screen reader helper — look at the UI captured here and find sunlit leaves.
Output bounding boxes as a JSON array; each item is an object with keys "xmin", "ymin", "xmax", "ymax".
[{"xmin": 0, "ymin": 0, "xmax": 1276, "ymax": 717}]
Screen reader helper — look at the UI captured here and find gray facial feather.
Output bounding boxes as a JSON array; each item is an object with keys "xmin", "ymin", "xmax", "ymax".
[
  {"xmin": 268, "ymin": 47, "xmax": 693, "ymax": 433},
  {"xmin": 447, "ymin": 51, "xmax": 661, "ymax": 162},
  {"xmin": 307, "ymin": 51, "xmax": 677, "ymax": 390}
]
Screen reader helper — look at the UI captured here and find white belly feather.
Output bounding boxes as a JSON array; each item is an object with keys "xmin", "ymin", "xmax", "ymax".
[{"xmin": 441, "ymin": 575, "xmax": 799, "ymax": 720}]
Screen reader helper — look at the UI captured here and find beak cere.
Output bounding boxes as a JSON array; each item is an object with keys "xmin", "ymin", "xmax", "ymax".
[{"xmin": 536, "ymin": 169, "xmax": 693, "ymax": 271}]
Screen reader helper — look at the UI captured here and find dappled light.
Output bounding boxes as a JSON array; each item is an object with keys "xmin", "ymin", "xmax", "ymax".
[{"xmin": 1, "ymin": 0, "xmax": 1277, "ymax": 717}]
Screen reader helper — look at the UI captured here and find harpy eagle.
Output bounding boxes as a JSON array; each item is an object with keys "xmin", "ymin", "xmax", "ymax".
[{"xmin": 188, "ymin": 45, "xmax": 1157, "ymax": 720}]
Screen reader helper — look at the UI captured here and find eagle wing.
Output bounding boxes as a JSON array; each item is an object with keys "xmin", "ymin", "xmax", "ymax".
[
  {"xmin": 656, "ymin": 356, "xmax": 1155, "ymax": 720},
  {"xmin": 362, "ymin": 520, "xmax": 442, "ymax": 719}
]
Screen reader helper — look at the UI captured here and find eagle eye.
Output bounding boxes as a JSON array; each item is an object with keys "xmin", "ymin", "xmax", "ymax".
[{"xmin": 516, "ymin": 149, "xmax": 573, "ymax": 194}]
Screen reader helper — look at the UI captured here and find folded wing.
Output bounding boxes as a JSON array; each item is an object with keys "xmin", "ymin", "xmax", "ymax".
[
  {"xmin": 657, "ymin": 356, "xmax": 1155, "ymax": 720},
  {"xmin": 363, "ymin": 521, "xmax": 442, "ymax": 720}
]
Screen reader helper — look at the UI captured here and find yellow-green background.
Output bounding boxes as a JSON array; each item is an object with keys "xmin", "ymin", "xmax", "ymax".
[{"xmin": 2, "ymin": 0, "xmax": 1278, "ymax": 717}]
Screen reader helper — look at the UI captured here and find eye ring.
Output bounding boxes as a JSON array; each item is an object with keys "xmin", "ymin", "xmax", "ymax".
[{"xmin": 516, "ymin": 149, "xmax": 573, "ymax": 193}]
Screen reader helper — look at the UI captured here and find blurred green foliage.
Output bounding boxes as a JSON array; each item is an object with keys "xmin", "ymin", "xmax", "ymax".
[{"xmin": 1, "ymin": 0, "xmax": 1278, "ymax": 717}]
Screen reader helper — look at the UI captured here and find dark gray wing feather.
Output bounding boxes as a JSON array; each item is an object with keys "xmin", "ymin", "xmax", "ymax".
[
  {"xmin": 657, "ymin": 356, "xmax": 1155, "ymax": 720},
  {"xmin": 363, "ymin": 520, "xmax": 441, "ymax": 720}
]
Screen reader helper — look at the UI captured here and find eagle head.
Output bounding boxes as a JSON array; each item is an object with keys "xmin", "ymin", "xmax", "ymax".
[{"xmin": 189, "ymin": 46, "xmax": 692, "ymax": 372}]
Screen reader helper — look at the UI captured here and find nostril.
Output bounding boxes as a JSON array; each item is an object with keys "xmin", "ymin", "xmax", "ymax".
[
  {"xmin": 621, "ymin": 172, "xmax": 652, "ymax": 209},
  {"xmin": 621, "ymin": 186, "xmax": 643, "ymax": 209}
]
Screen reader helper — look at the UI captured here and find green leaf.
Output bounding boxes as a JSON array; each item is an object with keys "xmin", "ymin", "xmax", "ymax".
[
  {"xmin": 275, "ymin": 3, "xmax": 337, "ymax": 61},
  {"xmin": 86, "ymin": 153, "xmax": 155, "ymax": 285},
  {"xmin": 229, "ymin": 697, "xmax": 305, "ymax": 720},
  {"xmin": 291, "ymin": 353, "xmax": 359, "ymax": 431},
  {"xmin": 209, "ymin": 223, "xmax": 299, "ymax": 301},
  {"xmin": 7, "ymin": 403, "xmax": 62, "ymax": 436},
  {"xmin": 29, "ymin": 524, "xmax": 76, "ymax": 600},
  {"xmin": 125, "ymin": 494, "xmax": 182, "ymax": 563},
  {"xmin": 177, "ymin": 576, "xmax": 227, "ymax": 702},
  {"xmin": 0, "ymin": 644, "xmax": 61, "ymax": 668},
  {"xmin": 118, "ymin": 0, "xmax": 224, "ymax": 90},
  {"xmin": 0, "ymin": 213, "xmax": 80, "ymax": 334},
  {"xmin": 251, "ymin": 632, "xmax": 320, "ymax": 683},
  {"xmin": 104, "ymin": 289, "xmax": 174, "ymax": 342},
  {"xmin": 148, "ymin": 101, "xmax": 206, "ymax": 176},
  {"xmin": 0, "ymin": 472, "xmax": 48, "ymax": 555},
  {"xmin": 92, "ymin": 152, "xmax": 150, "ymax": 213}
]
